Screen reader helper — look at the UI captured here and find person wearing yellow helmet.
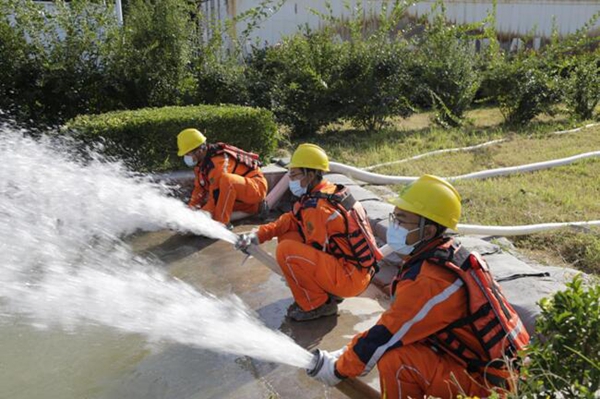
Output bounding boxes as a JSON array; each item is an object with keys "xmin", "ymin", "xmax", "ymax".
[
  {"xmin": 176, "ymin": 128, "xmax": 268, "ymax": 227},
  {"xmin": 237, "ymin": 144, "xmax": 382, "ymax": 321},
  {"xmin": 384, "ymin": 174, "xmax": 461, "ymax": 255},
  {"xmin": 308, "ymin": 175, "xmax": 529, "ymax": 398}
]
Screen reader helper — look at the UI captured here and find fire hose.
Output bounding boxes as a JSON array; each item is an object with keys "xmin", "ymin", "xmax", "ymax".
[
  {"xmin": 362, "ymin": 122, "xmax": 600, "ymax": 172},
  {"xmin": 329, "ymin": 150, "xmax": 600, "ymax": 184}
]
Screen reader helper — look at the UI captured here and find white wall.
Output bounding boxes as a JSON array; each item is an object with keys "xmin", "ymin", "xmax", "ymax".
[
  {"xmin": 410, "ymin": 0, "xmax": 600, "ymax": 38},
  {"xmin": 215, "ymin": 0, "xmax": 599, "ymax": 46},
  {"xmin": 37, "ymin": 0, "xmax": 600, "ymax": 46}
]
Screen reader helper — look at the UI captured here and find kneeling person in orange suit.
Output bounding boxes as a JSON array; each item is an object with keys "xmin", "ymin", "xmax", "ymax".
[
  {"xmin": 307, "ymin": 175, "xmax": 530, "ymax": 398},
  {"xmin": 237, "ymin": 143, "xmax": 382, "ymax": 321},
  {"xmin": 177, "ymin": 128, "xmax": 268, "ymax": 227}
]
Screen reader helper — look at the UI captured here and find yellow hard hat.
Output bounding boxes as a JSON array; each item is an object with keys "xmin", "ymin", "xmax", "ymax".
[
  {"xmin": 289, "ymin": 143, "xmax": 330, "ymax": 172},
  {"xmin": 177, "ymin": 128, "xmax": 206, "ymax": 156},
  {"xmin": 389, "ymin": 175, "xmax": 461, "ymax": 230}
]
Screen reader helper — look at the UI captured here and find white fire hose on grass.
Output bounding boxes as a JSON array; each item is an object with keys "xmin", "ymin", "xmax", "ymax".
[
  {"xmin": 363, "ymin": 138, "xmax": 507, "ymax": 171},
  {"xmin": 454, "ymin": 221, "xmax": 600, "ymax": 236},
  {"xmin": 329, "ymin": 148, "xmax": 600, "ymax": 237},
  {"xmin": 230, "ymin": 121, "xmax": 600, "ymax": 233},
  {"xmin": 363, "ymin": 122, "xmax": 600, "ymax": 172},
  {"xmin": 330, "ymin": 150, "xmax": 600, "ymax": 184}
]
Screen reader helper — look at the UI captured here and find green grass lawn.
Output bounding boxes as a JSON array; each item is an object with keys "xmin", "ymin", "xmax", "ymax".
[
  {"xmin": 374, "ymin": 128, "xmax": 600, "ymax": 177},
  {"xmin": 284, "ymin": 108, "xmax": 600, "ymax": 273},
  {"xmin": 454, "ymin": 161, "xmax": 600, "ymax": 275},
  {"xmin": 288, "ymin": 107, "xmax": 582, "ymax": 168}
]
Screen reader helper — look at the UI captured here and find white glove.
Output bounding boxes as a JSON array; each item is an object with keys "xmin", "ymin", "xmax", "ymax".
[
  {"xmin": 329, "ymin": 345, "xmax": 347, "ymax": 360},
  {"xmin": 234, "ymin": 232, "xmax": 259, "ymax": 253},
  {"xmin": 307, "ymin": 349, "xmax": 343, "ymax": 386}
]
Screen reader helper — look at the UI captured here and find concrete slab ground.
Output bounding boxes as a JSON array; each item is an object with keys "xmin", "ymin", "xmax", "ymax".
[
  {"xmin": 0, "ymin": 224, "xmax": 383, "ymax": 399},
  {"xmin": 120, "ymin": 224, "xmax": 385, "ymax": 399}
]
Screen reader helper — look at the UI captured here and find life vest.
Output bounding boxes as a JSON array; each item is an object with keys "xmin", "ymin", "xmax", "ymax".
[
  {"xmin": 196, "ymin": 143, "xmax": 263, "ymax": 188},
  {"xmin": 395, "ymin": 238, "xmax": 530, "ymax": 389},
  {"xmin": 293, "ymin": 184, "xmax": 383, "ymax": 273}
]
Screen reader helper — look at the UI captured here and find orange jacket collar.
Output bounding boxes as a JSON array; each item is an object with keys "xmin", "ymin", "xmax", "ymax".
[
  {"xmin": 309, "ymin": 179, "xmax": 330, "ymax": 193},
  {"xmin": 403, "ymin": 236, "xmax": 450, "ymax": 263}
]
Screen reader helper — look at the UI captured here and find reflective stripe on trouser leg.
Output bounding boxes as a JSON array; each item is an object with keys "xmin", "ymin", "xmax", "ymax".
[
  {"xmin": 214, "ymin": 173, "xmax": 267, "ymax": 223},
  {"xmin": 377, "ymin": 342, "xmax": 491, "ymax": 399},
  {"xmin": 275, "ymin": 239, "xmax": 371, "ymax": 311}
]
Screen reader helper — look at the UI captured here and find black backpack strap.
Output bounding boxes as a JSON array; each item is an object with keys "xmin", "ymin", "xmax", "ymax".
[
  {"xmin": 405, "ymin": 239, "xmax": 468, "ymax": 267},
  {"xmin": 207, "ymin": 143, "xmax": 221, "ymax": 157},
  {"xmin": 306, "ymin": 185, "xmax": 356, "ymax": 210},
  {"xmin": 337, "ymin": 189, "xmax": 356, "ymax": 211}
]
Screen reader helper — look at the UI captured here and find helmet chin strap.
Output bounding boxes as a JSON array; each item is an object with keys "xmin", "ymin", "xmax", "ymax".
[
  {"xmin": 418, "ymin": 217, "xmax": 426, "ymax": 241},
  {"xmin": 195, "ymin": 144, "xmax": 208, "ymax": 163},
  {"xmin": 410, "ymin": 217, "xmax": 427, "ymax": 253},
  {"xmin": 303, "ymin": 169, "xmax": 318, "ymax": 193}
]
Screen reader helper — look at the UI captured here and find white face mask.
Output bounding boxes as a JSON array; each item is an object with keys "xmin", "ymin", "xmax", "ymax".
[
  {"xmin": 184, "ymin": 155, "xmax": 197, "ymax": 167},
  {"xmin": 386, "ymin": 224, "xmax": 421, "ymax": 255},
  {"xmin": 288, "ymin": 179, "xmax": 307, "ymax": 197}
]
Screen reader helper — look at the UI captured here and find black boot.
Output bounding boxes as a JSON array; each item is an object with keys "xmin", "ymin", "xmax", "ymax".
[
  {"xmin": 287, "ymin": 300, "xmax": 338, "ymax": 322},
  {"xmin": 328, "ymin": 294, "xmax": 344, "ymax": 304}
]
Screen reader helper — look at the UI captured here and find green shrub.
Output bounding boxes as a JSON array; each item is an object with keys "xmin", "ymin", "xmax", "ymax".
[
  {"xmin": 245, "ymin": 46, "xmax": 280, "ymax": 110},
  {"xmin": 267, "ymin": 30, "xmax": 343, "ymax": 136},
  {"xmin": 520, "ymin": 275, "xmax": 600, "ymax": 398},
  {"xmin": 302, "ymin": 0, "xmax": 415, "ymax": 131},
  {"xmin": 189, "ymin": 14, "xmax": 251, "ymax": 107},
  {"xmin": 485, "ymin": 53, "xmax": 560, "ymax": 126},
  {"xmin": 106, "ymin": 0, "xmax": 195, "ymax": 109},
  {"xmin": 561, "ymin": 55, "xmax": 600, "ymax": 121},
  {"xmin": 264, "ymin": 0, "xmax": 419, "ymax": 135},
  {"xmin": 413, "ymin": 11, "xmax": 481, "ymax": 127},
  {"xmin": 0, "ymin": 0, "xmax": 119, "ymax": 125},
  {"xmin": 65, "ymin": 105, "xmax": 279, "ymax": 172},
  {"xmin": 0, "ymin": 0, "xmax": 196, "ymax": 124},
  {"xmin": 330, "ymin": 40, "xmax": 414, "ymax": 131},
  {"xmin": 193, "ymin": 60, "xmax": 250, "ymax": 106}
]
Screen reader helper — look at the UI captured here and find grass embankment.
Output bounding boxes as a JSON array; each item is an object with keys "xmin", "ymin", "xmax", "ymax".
[{"xmin": 286, "ymin": 108, "xmax": 600, "ymax": 274}]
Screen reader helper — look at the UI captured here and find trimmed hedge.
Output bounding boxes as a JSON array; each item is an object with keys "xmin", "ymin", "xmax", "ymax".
[{"xmin": 65, "ymin": 104, "xmax": 279, "ymax": 172}]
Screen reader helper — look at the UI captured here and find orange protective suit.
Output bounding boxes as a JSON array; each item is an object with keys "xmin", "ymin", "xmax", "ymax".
[
  {"xmin": 335, "ymin": 238, "xmax": 505, "ymax": 399},
  {"xmin": 189, "ymin": 152, "xmax": 267, "ymax": 224},
  {"xmin": 376, "ymin": 342, "xmax": 490, "ymax": 398},
  {"xmin": 256, "ymin": 181, "xmax": 373, "ymax": 311}
]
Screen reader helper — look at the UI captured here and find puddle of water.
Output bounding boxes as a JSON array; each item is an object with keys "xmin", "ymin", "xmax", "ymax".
[{"xmin": 0, "ymin": 322, "xmax": 148, "ymax": 399}]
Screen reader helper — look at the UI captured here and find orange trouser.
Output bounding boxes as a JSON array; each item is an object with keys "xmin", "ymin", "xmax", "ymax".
[
  {"xmin": 214, "ymin": 173, "xmax": 267, "ymax": 224},
  {"xmin": 378, "ymin": 342, "xmax": 491, "ymax": 399},
  {"xmin": 275, "ymin": 231, "xmax": 372, "ymax": 311}
]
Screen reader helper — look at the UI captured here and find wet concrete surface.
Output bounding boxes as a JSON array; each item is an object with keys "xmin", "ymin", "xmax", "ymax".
[{"xmin": 0, "ymin": 221, "xmax": 387, "ymax": 399}]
